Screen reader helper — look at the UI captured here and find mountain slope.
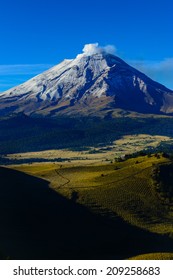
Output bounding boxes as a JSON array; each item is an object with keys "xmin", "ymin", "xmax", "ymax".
[{"xmin": 0, "ymin": 50, "xmax": 173, "ymax": 117}]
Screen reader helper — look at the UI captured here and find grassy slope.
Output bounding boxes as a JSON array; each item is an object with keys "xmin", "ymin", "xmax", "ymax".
[
  {"xmin": 128, "ymin": 252, "xmax": 173, "ymax": 260},
  {"xmin": 14, "ymin": 155, "xmax": 173, "ymax": 234},
  {"xmin": 10, "ymin": 154, "xmax": 173, "ymax": 259}
]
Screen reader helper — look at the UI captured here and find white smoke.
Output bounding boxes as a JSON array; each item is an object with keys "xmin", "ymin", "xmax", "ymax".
[
  {"xmin": 82, "ymin": 43, "xmax": 100, "ymax": 55},
  {"xmin": 77, "ymin": 43, "xmax": 117, "ymax": 58}
]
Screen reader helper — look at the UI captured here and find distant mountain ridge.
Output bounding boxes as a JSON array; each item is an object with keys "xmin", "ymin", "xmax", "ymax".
[{"xmin": 0, "ymin": 50, "xmax": 173, "ymax": 117}]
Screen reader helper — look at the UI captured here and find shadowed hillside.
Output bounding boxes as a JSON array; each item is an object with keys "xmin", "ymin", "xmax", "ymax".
[{"xmin": 1, "ymin": 166, "xmax": 173, "ymax": 259}]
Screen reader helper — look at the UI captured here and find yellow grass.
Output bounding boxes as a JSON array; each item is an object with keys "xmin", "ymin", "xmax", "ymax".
[
  {"xmin": 128, "ymin": 252, "xmax": 173, "ymax": 260},
  {"xmin": 5, "ymin": 134, "xmax": 173, "ymax": 164},
  {"xmin": 10, "ymin": 153, "xmax": 173, "ymax": 237}
]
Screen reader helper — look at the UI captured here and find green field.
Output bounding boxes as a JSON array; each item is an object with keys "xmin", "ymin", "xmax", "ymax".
[{"xmin": 1, "ymin": 152, "xmax": 172, "ymax": 259}]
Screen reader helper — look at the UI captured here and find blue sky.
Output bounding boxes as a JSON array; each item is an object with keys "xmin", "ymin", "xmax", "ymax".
[{"xmin": 0, "ymin": 0, "xmax": 173, "ymax": 91}]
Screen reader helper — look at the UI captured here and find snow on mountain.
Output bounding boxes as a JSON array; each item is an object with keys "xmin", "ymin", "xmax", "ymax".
[{"xmin": 0, "ymin": 44, "xmax": 173, "ymax": 117}]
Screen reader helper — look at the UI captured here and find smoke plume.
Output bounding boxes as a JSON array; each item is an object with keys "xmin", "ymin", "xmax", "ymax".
[{"xmin": 77, "ymin": 43, "xmax": 116, "ymax": 58}]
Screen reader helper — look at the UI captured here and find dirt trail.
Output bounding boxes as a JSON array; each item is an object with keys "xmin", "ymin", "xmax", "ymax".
[{"xmin": 54, "ymin": 168, "xmax": 70, "ymax": 188}]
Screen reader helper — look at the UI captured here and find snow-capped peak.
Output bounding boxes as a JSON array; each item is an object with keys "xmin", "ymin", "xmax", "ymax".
[{"xmin": 0, "ymin": 44, "xmax": 173, "ymax": 117}]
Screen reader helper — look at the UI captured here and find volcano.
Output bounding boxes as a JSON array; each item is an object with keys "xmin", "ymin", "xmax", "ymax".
[{"xmin": 1, "ymin": 46, "xmax": 173, "ymax": 117}]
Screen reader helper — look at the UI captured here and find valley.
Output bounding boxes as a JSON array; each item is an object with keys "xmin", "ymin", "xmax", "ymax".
[
  {"xmin": 3, "ymin": 133, "xmax": 173, "ymax": 164},
  {"xmin": 1, "ymin": 150, "xmax": 173, "ymax": 260}
]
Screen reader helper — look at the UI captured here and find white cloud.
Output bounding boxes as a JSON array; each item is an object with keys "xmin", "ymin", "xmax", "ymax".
[
  {"xmin": 103, "ymin": 45, "xmax": 117, "ymax": 55},
  {"xmin": 0, "ymin": 64, "xmax": 52, "ymax": 75},
  {"xmin": 77, "ymin": 43, "xmax": 117, "ymax": 58},
  {"xmin": 0, "ymin": 64, "xmax": 53, "ymax": 92},
  {"xmin": 82, "ymin": 43, "xmax": 100, "ymax": 55}
]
